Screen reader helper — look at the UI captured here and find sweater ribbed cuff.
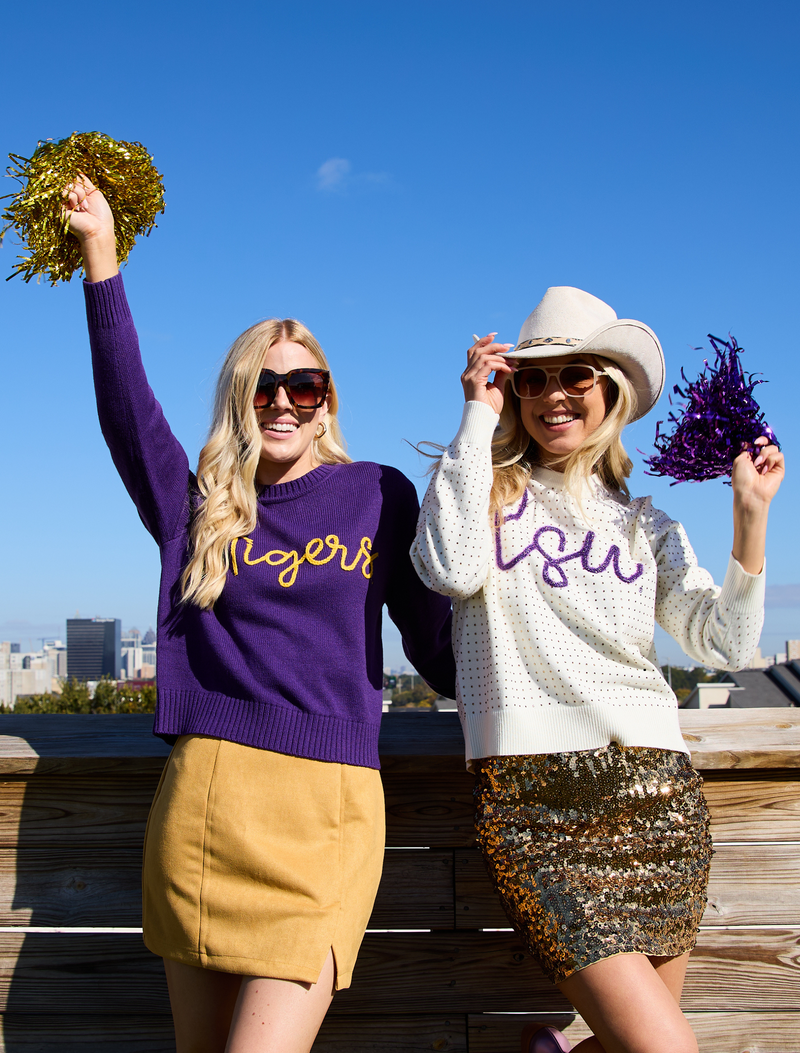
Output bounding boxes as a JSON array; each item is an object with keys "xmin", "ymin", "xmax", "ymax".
[
  {"xmin": 452, "ymin": 401, "xmax": 499, "ymax": 448},
  {"xmin": 83, "ymin": 271, "xmax": 133, "ymax": 330},
  {"xmin": 719, "ymin": 553, "xmax": 766, "ymax": 611}
]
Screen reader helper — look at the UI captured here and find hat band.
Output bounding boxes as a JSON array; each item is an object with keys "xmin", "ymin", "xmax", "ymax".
[{"xmin": 515, "ymin": 336, "xmax": 582, "ymax": 350}]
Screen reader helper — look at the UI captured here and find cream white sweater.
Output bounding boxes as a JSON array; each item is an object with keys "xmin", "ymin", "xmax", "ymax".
[{"xmin": 411, "ymin": 402, "xmax": 765, "ymax": 768}]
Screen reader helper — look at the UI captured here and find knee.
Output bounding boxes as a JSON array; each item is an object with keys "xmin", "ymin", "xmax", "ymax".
[{"xmin": 644, "ymin": 1033, "xmax": 698, "ymax": 1053}]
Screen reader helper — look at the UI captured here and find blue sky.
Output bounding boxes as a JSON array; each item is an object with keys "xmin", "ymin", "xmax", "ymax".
[{"xmin": 2, "ymin": 0, "xmax": 798, "ymax": 666}]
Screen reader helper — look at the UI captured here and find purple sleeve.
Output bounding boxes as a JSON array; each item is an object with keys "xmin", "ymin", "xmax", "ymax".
[
  {"xmin": 381, "ymin": 468, "xmax": 457, "ymax": 699},
  {"xmin": 84, "ymin": 274, "xmax": 193, "ymax": 546}
]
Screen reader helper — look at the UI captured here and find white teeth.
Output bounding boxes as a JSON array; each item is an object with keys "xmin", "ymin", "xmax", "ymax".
[
  {"xmin": 264, "ymin": 423, "xmax": 297, "ymax": 432},
  {"xmin": 543, "ymin": 414, "xmax": 578, "ymax": 424}
]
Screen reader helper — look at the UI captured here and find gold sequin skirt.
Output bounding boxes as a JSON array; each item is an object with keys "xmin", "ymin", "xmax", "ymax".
[{"xmin": 474, "ymin": 745, "xmax": 712, "ymax": 984}]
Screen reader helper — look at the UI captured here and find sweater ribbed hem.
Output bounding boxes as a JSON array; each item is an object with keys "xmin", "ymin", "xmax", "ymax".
[
  {"xmin": 83, "ymin": 272, "xmax": 132, "ymax": 329},
  {"xmin": 453, "ymin": 401, "xmax": 499, "ymax": 447},
  {"xmin": 461, "ymin": 700, "xmax": 689, "ymax": 770},
  {"xmin": 154, "ymin": 688, "xmax": 381, "ymax": 769},
  {"xmin": 719, "ymin": 553, "xmax": 766, "ymax": 610}
]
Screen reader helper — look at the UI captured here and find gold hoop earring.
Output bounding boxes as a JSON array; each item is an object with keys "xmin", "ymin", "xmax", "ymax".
[{"xmin": 315, "ymin": 422, "xmax": 327, "ymax": 439}]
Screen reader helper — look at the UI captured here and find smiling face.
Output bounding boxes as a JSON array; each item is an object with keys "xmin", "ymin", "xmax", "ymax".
[
  {"xmin": 254, "ymin": 339, "xmax": 330, "ymax": 486},
  {"xmin": 515, "ymin": 353, "xmax": 610, "ymax": 468}
]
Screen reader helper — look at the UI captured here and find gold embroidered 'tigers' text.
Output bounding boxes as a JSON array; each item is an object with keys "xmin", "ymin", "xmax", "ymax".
[{"xmin": 230, "ymin": 534, "xmax": 378, "ymax": 588}]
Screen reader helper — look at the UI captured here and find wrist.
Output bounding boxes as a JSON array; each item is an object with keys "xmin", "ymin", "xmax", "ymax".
[
  {"xmin": 80, "ymin": 232, "xmax": 119, "ymax": 283},
  {"xmin": 733, "ymin": 492, "xmax": 771, "ymax": 522}
]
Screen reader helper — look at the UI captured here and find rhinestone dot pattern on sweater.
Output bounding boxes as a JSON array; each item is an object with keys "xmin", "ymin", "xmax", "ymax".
[{"xmin": 474, "ymin": 744, "xmax": 712, "ymax": 984}]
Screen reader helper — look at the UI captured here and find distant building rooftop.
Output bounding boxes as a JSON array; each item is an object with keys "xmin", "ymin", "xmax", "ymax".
[{"xmin": 681, "ymin": 661, "xmax": 800, "ymax": 709}]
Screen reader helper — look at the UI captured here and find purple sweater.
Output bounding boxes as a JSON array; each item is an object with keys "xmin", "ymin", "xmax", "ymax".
[{"xmin": 84, "ymin": 274, "xmax": 455, "ymax": 768}]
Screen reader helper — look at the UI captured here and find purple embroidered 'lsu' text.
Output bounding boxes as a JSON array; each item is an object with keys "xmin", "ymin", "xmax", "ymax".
[{"xmin": 494, "ymin": 492, "xmax": 644, "ymax": 588}]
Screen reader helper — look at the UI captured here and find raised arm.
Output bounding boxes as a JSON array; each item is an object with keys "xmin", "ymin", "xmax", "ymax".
[
  {"xmin": 66, "ymin": 178, "xmax": 192, "ymax": 546},
  {"xmin": 730, "ymin": 437, "xmax": 785, "ymax": 574}
]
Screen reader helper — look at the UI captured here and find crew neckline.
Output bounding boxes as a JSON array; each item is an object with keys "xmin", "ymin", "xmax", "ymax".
[{"xmin": 256, "ymin": 462, "xmax": 341, "ymax": 502}]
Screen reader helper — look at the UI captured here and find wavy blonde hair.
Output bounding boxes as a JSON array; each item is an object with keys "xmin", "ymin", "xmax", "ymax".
[
  {"xmin": 489, "ymin": 355, "xmax": 637, "ymax": 518},
  {"xmin": 181, "ymin": 319, "xmax": 350, "ymax": 609}
]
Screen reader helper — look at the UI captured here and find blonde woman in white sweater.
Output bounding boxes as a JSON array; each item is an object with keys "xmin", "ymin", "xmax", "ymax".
[{"xmin": 411, "ymin": 287, "xmax": 784, "ymax": 1053}]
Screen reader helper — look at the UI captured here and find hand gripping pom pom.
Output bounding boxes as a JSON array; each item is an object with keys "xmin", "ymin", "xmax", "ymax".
[
  {"xmin": 643, "ymin": 335, "xmax": 779, "ymax": 485},
  {"xmin": 1, "ymin": 131, "xmax": 165, "ymax": 285}
]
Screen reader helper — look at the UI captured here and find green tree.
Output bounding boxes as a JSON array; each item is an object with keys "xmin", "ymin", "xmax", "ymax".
[
  {"xmin": 391, "ymin": 683, "xmax": 437, "ymax": 708},
  {"xmin": 3, "ymin": 678, "xmax": 156, "ymax": 714},
  {"xmin": 661, "ymin": 665, "xmax": 722, "ymax": 702}
]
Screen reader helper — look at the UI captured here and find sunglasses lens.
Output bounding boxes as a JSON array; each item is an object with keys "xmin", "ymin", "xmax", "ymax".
[
  {"xmin": 287, "ymin": 372, "xmax": 328, "ymax": 407},
  {"xmin": 560, "ymin": 365, "xmax": 596, "ymax": 395},
  {"xmin": 254, "ymin": 378, "xmax": 277, "ymax": 407},
  {"xmin": 515, "ymin": 368, "xmax": 547, "ymax": 398}
]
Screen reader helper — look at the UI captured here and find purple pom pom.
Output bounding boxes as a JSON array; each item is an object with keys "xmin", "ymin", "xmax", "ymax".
[{"xmin": 643, "ymin": 335, "xmax": 779, "ymax": 484}]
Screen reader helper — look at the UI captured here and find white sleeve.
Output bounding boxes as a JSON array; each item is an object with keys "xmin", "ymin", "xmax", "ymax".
[
  {"xmin": 410, "ymin": 401, "xmax": 499, "ymax": 599},
  {"xmin": 652, "ymin": 510, "xmax": 765, "ymax": 670}
]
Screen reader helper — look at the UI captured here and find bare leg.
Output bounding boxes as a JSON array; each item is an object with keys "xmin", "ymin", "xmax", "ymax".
[
  {"xmin": 559, "ymin": 952, "xmax": 696, "ymax": 1053},
  {"xmin": 226, "ymin": 949, "xmax": 335, "ymax": 1053},
  {"xmin": 164, "ymin": 959, "xmax": 242, "ymax": 1053},
  {"xmin": 163, "ymin": 950, "xmax": 335, "ymax": 1053}
]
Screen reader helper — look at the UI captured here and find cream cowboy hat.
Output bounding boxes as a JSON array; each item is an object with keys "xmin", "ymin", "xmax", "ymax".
[{"xmin": 503, "ymin": 286, "xmax": 665, "ymax": 421}]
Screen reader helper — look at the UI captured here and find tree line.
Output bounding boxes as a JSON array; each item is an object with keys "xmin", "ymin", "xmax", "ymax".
[{"xmin": 1, "ymin": 678, "xmax": 156, "ymax": 714}]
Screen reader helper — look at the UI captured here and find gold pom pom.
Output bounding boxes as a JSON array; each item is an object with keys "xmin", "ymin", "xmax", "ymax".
[{"xmin": 1, "ymin": 131, "xmax": 165, "ymax": 285}]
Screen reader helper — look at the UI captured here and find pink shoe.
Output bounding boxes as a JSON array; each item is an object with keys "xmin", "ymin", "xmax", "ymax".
[{"xmin": 521, "ymin": 1024, "xmax": 571, "ymax": 1053}]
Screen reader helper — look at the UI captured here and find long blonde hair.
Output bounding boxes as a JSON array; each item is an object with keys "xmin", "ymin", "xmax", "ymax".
[
  {"xmin": 489, "ymin": 355, "xmax": 637, "ymax": 518},
  {"xmin": 181, "ymin": 319, "xmax": 351, "ymax": 609}
]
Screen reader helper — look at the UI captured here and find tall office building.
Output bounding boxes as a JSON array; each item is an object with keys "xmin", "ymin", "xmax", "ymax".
[{"xmin": 67, "ymin": 618, "xmax": 122, "ymax": 681}]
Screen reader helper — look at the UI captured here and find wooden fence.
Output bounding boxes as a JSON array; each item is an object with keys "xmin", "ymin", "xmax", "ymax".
[{"xmin": 0, "ymin": 708, "xmax": 797, "ymax": 1052}]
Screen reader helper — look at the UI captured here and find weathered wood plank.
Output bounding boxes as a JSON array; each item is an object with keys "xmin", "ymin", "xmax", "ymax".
[
  {"xmin": 454, "ymin": 845, "xmax": 800, "ymax": 930},
  {"xmin": 0, "ymin": 930, "xmax": 795, "ymax": 1015},
  {"xmin": 0, "ymin": 775, "xmax": 159, "ymax": 848},
  {"xmin": 0, "ymin": 848, "xmax": 143, "ymax": 925},
  {"xmin": 0, "ymin": 716, "xmax": 170, "ymax": 775},
  {"xmin": 383, "ymin": 775, "xmax": 477, "ymax": 848},
  {"xmin": 468, "ymin": 1014, "xmax": 587, "ymax": 1052},
  {"xmin": 704, "ymin": 845, "xmax": 800, "ymax": 925},
  {"xmin": 468, "ymin": 1012, "xmax": 800, "ymax": 1053},
  {"xmin": 0, "ymin": 934, "xmax": 171, "ymax": 1013},
  {"xmin": 681, "ymin": 709, "xmax": 800, "ymax": 770},
  {"xmin": 388, "ymin": 774, "xmax": 800, "ymax": 846},
  {"xmin": 0, "ymin": 771, "xmax": 477, "ymax": 851},
  {"xmin": 1, "ymin": 1011, "xmax": 797, "ymax": 1053},
  {"xmin": 371, "ymin": 851, "xmax": 454, "ymax": 930},
  {"xmin": 0, "ymin": 848, "xmax": 456, "ymax": 929},
  {"xmin": 703, "ymin": 777, "xmax": 800, "ymax": 842},
  {"xmin": 19, "ymin": 834, "xmax": 798, "ymax": 933},
  {"xmin": 0, "ymin": 933, "xmax": 553, "ymax": 1016},
  {"xmin": 0, "ymin": 770, "xmax": 796, "ymax": 850},
  {"xmin": 318, "ymin": 1014, "xmax": 467, "ymax": 1051},
  {"xmin": 0, "ymin": 709, "xmax": 797, "ymax": 775},
  {"xmin": 0, "ymin": 1014, "xmax": 468, "ymax": 1052},
  {"xmin": 0, "ymin": 1016, "xmax": 176, "ymax": 1051}
]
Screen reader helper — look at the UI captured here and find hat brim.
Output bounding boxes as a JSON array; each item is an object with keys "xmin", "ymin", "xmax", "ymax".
[{"xmin": 500, "ymin": 319, "xmax": 665, "ymax": 422}]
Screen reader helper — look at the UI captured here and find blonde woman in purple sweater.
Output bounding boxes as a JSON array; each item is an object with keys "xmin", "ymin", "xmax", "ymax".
[{"xmin": 65, "ymin": 178, "xmax": 455, "ymax": 1053}]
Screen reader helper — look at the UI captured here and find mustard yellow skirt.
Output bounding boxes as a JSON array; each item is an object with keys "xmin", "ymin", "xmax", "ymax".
[{"xmin": 142, "ymin": 736, "xmax": 385, "ymax": 990}]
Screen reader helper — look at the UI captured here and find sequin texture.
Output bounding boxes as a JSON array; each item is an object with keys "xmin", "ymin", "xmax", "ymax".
[{"xmin": 474, "ymin": 745, "xmax": 712, "ymax": 984}]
